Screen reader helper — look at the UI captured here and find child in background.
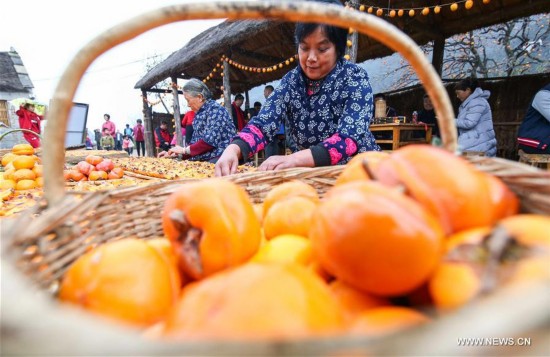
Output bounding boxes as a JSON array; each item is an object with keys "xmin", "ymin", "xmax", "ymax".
[
  {"xmin": 100, "ymin": 128, "xmax": 115, "ymax": 150},
  {"xmin": 122, "ymin": 135, "xmax": 134, "ymax": 155}
]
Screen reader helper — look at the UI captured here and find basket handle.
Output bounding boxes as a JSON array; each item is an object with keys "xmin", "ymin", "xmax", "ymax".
[{"xmin": 43, "ymin": 0, "xmax": 456, "ymax": 205}]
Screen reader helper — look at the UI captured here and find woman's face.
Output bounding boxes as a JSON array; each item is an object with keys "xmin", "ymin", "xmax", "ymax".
[
  {"xmin": 455, "ymin": 88, "xmax": 471, "ymax": 102},
  {"xmin": 298, "ymin": 27, "xmax": 338, "ymax": 81},
  {"xmin": 184, "ymin": 92, "xmax": 204, "ymax": 112}
]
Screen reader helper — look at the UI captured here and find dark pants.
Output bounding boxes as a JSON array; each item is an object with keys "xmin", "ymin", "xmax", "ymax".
[
  {"xmin": 135, "ymin": 141, "xmax": 145, "ymax": 156},
  {"xmin": 265, "ymin": 137, "xmax": 286, "ymax": 158}
]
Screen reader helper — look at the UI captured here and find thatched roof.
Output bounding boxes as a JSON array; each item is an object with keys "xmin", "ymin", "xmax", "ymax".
[
  {"xmin": 0, "ymin": 50, "xmax": 34, "ymax": 93},
  {"xmin": 135, "ymin": 0, "xmax": 549, "ymax": 94}
]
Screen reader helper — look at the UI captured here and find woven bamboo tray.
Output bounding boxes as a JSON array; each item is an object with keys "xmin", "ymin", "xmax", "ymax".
[{"xmin": 2, "ymin": 2, "xmax": 549, "ymax": 356}]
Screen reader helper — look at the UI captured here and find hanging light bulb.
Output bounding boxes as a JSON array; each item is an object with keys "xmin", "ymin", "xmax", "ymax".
[
  {"xmin": 465, "ymin": 0, "xmax": 474, "ymax": 10},
  {"xmin": 389, "ymin": 10, "xmax": 396, "ymax": 17},
  {"xmin": 422, "ymin": 7, "xmax": 430, "ymax": 15},
  {"xmin": 347, "ymin": 40, "xmax": 352, "ymax": 47},
  {"xmin": 450, "ymin": 3, "xmax": 458, "ymax": 11},
  {"xmin": 376, "ymin": 8, "xmax": 383, "ymax": 16},
  {"xmin": 398, "ymin": 9, "xmax": 404, "ymax": 17},
  {"xmin": 344, "ymin": 54, "xmax": 350, "ymax": 60},
  {"xmin": 367, "ymin": 6, "xmax": 373, "ymax": 13},
  {"xmin": 482, "ymin": 0, "xmax": 490, "ymax": 3},
  {"xmin": 434, "ymin": 6, "xmax": 441, "ymax": 14},
  {"xmin": 359, "ymin": 4, "xmax": 365, "ymax": 11},
  {"xmin": 409, "ymin": 9, "xmax": 415, "ymax": 17}
]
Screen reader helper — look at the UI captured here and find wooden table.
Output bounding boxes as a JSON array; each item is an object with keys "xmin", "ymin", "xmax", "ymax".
[{"xmin": 370, "ymin": 123, "xmax": 433, "ymax": 150}]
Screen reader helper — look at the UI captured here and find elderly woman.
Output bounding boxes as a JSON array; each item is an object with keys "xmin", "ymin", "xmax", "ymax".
[
  {"xmin": 455, "ymin": 78, "xmax": 497, "ymax": 157},
  {"xmin": 215, "ymin": 0, "xmax": 379, "ymax": 176},
  {"xmin": 159, "ymin": 79, "xmax": 236, "ymax": 162}
]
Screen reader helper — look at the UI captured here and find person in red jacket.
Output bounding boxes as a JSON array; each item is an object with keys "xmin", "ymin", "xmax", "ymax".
[
  {"xmin": 15, "ymin": 103, "xmax": 43, "ymax": 148},
  {"xmin": 155, "ymin": 120, "xmax": 172, "ymax": 152},
  {"xmin": 133, "ymin": 119, "xmax": 146, "ymax": 156}
]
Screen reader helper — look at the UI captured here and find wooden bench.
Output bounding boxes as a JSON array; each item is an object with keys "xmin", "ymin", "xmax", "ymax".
[{"xmin": 518, "ymin": 149, "xmax": 550, "ymax": 170}]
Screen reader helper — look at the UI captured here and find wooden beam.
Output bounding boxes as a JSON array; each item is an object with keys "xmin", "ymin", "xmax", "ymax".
[
  {"xmin": 171, "ymin": 76, "xmax": 183, "ymax": 147},
  {"xmin": 346, "ymin": 0, "xmax": 359, "ymax": 63},
  {"xmin": 432, "ymin": 36, "xmax": 445, "ymax": 77},
  {"xmin": 145, "ymin": 88, "xmax": 183, "ymax": 95},
  {"xmin": 141, "ymin": 89, "xmax": 155, "ymax": 157},
  {"xmin": 223, "ymin": 60, "xmax": 232, "ymax": 114}
]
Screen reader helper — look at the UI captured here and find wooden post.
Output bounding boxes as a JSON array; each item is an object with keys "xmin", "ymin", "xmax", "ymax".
[
  {"xmin": 432, "ymin": 36, "xmax": 445, "ymax": 77},
  {"xmin": 142, "ymin": 89, "xmax": 155, "ymax": 157},
  {"xmin": 245, "ymin": 90, "xmax": 251, "ymax": 122},
  {"xmin": 171, "ymin": 76, "xmax": 183, "ymax": 146},
  {"xmin": 346, "ymin": 0, "xmax": 359, "ymax": 63},
  {"xmin": 223, "ymin": 60, "xmax": 232, "ymax": 114}
]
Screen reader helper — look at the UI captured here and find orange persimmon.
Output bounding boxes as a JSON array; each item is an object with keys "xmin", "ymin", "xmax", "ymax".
[
  {"xmin": 162, "ymin": 179, "xmax": 261, "ymax": 280},
  {"xmin": 162, "ymin": 263, "xmax": 345, "ymax": 340},
  {"xmin": 310, "ymin": 181, "xmax": 444, "ymax": 297},
  {"xmin": 262, "ymin": 180, "xmax": 319, "ymax": 217},
  {"xmin": 374, "ymin": 145, "xmax": 502, "ymax": 234},
  {"xmin": 334, "ymin": 151, "xmax": 389, "ymax": 186}
]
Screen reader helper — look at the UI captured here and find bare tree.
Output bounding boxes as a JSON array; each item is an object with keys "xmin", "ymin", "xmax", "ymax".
[
  {"xmin": 143, "ymin": 53, "xmax": 172, "ymax": 114},
  {"xmin": 371, "ymin": 14, "xmax": 549, "ymax": 91}
]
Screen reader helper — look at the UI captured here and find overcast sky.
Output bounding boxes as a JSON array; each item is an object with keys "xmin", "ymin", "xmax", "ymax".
[{"xmin": 0, "ymin": 0, "xmax": 241, "ymax": 132}]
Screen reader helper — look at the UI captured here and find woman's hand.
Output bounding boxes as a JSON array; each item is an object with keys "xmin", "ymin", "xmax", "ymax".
[
  {"xmin": 258, "ymin": 149, "xmax": 315, "ymax": 171},
  {"xmin": 215, "ymin": 144, "xmax": 241, "ymax": 177},
  {"xmin": 158, "ymin": 145, "xmax": 186, "ymax": 158}
]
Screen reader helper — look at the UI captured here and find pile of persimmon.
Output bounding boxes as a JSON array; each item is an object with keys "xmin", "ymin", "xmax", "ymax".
[
  {"xmin": 57, "ymin": 145, "xmax": 549, "ymax": 342},
  {"xmin": 64, "ymin": 155, "xmax": 124, "ymax": 182},
  {"xmin": 1, "ymin": 143, "xmax": 43, "ymax": 191}
]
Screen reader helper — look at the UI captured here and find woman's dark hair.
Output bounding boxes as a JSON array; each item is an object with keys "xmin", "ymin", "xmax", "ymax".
[
  {"xmin": 455, "ymin": 78, "xmax": 479, "ymax": 92},
  {"xmin": 295, "ymin": 0, "xmax": 347, "ymax": 58}
]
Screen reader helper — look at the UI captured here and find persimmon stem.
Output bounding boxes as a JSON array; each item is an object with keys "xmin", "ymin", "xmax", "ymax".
[
  {"xmin": 479, "ymin": 225, "xmax": 513, "ymax": 294},
  {"xmin": 169, "ymin": 210, "xmax": 203, "ymax": 276},
  {"xmin": 361, "ymin": 158, "xmax": 377, "ymax": 180}
]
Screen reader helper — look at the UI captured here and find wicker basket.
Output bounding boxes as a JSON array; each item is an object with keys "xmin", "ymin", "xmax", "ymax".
[{"xmin": 2, "ymin": 2, "xmax": 549, "ymax": 356}]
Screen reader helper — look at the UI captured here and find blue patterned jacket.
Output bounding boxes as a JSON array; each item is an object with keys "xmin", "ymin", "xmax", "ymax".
[
  {"xmin": 235, "ymin": 59, "xmax": 380, "ymax": 165},
  {"xmin": 190, "ymin": 99, "xmax": 236, "ymax": 161}
]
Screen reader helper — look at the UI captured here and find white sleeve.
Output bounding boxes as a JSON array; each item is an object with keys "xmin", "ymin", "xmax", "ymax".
[{"xmin": 532, "ymin": 89, "xmax": 550, "ymax": 122}]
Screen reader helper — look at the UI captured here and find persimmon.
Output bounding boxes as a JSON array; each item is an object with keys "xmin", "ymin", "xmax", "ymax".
[
  {"xmin": 88, "ymin": 170, "xmax": 108, "ymax": 181},
  {"xmin": 263, "ymin": 196, "xmax": 317, "ymax": 240},
  {"xmin": 310, "ymin": 181, "xmax": 444, "ymax": 296},
  {"xmin": 334, "ymin": 151, "xmax": 389, "ymax": 186},
  {"xmin": 429, "ymin": 262, "xmax": 481, "ymax": 310},
  {"xmin": 498, "ymin": 214, "xmax": 550, "ymax": 247},
  {"xmin": 1, "ymin": 153, "xmax": 18, "ymax": 167},
  {"xmin": 146, "ymin": 238, "xmax": 186, "ymax": 288},
  {"xmin": 59, "ymin": 238, "xmax": 181, "ymax": 326},
  {"xmin": 251, "ymin": 234, "xmax": 312, "ymax": 266},
  {"xmin": 12, "ymin": 169, "xmax": 36, "ymax": 182},
  {"xmin": 12, "ymin": 155, "xmax": 36, "ymax": 170},
  {"xmin": 0, "ymin": 179, "xmax": 16, "ymax": 190},
  {"xmin": 85, "ymin": 155, "xmax": 103, "ymax": 166},
  {"xmin": 162, "ymin": 179, "xmax": 261, "ymax": 280},
  {"xmin": 3, "ymin": 167, "xmax": 15, "ymax": 181},
  {"xmin": 162, "ymin": 263, "xmax": 345, "ymax": 339},
  {"xmin": 374, "ymin": 145, "xmax": 498, "ymax": 234},
  {"xmin": 429, "ymin": 218, "xmax": 550, "ymax": 310},
  {"xmin": 110, "ymin": 167, "xmax": 124, "ymax": 178},
  {"xmin": 483, "ymin": 173, "xmax": 519, "ymax": 221},
  {"xmin": 76, "ymin": 161, "xmax": 95, "ymax": 176},
  {"xmin": 34, "ymin": 176, "xmax": 44, "ymax": 188},
  {"xmin": 12, "ymin": 143, "xmax": 34, "ymax": 156},
  {"xmin": 96, "ymin": 159, "xmax": 115, "ymax": 172},
  {"xmin": 329, "ymin": 280, "xmax": 389, "ymax": 322},
  {"xmin": 32, "ymin": 164, "xmax": 43, "ymax": 178},
  {"xmin": 15, "ymin": 179, "xmax": 36, "ymax": 191},
  {"xmin": 68, "ymin": 170, "xmax": 85, "ymax": 182},
  {"xmin": 262, "ymin": 180, "xmax": 319, "ymax": 217},
  {"xmin": 349, "ymin": 307, "xmax": 429, "ymax": 337}
]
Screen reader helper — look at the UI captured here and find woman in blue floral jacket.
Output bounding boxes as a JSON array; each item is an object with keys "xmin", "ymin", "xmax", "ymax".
[
  {"xmin": 215, "ymin": 0, "xmax": 379, "ymax": 176},
  {"xmin": 159, "ymin": 78, "xmax": 236, "ymax": 162}
]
